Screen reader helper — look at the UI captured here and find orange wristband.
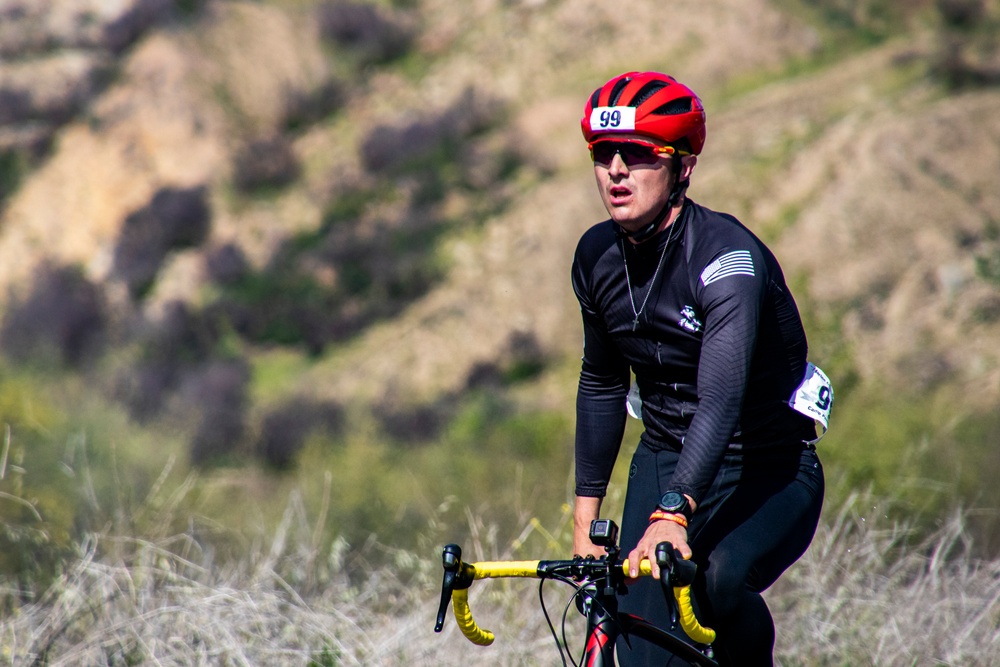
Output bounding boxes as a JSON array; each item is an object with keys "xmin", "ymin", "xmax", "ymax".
[{"xmin": 648, "ymin": 510, "xmax": 688, "ymax": 528}]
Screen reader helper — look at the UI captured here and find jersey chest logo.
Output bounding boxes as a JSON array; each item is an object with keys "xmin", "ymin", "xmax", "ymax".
[{"xmin": 678, "ymin": 305, "xmax": 703, "ymax": 333}]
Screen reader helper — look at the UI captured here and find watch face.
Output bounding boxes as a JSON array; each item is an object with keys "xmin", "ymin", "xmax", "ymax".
[{"xmin": 659, "ymin": 492, "xmax": 685, "ymax": 512}]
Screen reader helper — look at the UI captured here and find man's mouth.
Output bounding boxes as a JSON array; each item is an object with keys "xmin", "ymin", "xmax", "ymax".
[{"xmin": 609, "ymin": 185, "xmax": 631, "ymax": 203}]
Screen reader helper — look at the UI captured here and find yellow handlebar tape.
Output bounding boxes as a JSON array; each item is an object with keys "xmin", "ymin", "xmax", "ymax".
[
  {"xmin": 621, "ymin": 559, "xmax": 715, "ymax": 645},
  {"xmin": 451, "ymin": 558, "xmax": 715, "ymax": 647},
  {"xmin": 452, "ymin": 588, "xmax": 495, "ymax": 646},
  {"xmin": 470, "ymin": 560, "xmax": 542, "ymax": 579},
  {"xmin": 674, "ymin": 584, "xmax": 717, "ymax": 645},
  {"xmin": 620, "ymin": 559, "xmax": 654, "ymax": 577},
  {"xmin": 451, "ymin": 561, "xmax": 542, "ymax": 647}
]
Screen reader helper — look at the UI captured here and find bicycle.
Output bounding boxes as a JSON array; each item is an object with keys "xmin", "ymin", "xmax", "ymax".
[{"xmin": 434, "ymin": 518, "xmax": 719, "ymax": 666}]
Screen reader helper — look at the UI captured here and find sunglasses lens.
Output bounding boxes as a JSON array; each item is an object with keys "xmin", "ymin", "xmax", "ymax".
[
  {"xmin": 591, "ymin": 142, "xmax": 661, "ymax": 166},
  {"xmin": 622, "ymin": 144, "xmax": 661, "ymax": 165},
  {"xmin": 590, "ymin": 142, "xmax": 619, "ymax": 165}
]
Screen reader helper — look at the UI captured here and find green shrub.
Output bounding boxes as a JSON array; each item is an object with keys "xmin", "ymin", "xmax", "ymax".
[
  {"xmin": 0, "ymin": 150, "xmax": 26, "ymax": 205},
  {"xmin": 231, "ymin": 135, "xmax": 300, "ymax": 193},
  {"xmin": 316, "ymin": 1, "xmax": 416, "ymax": 66},
  {"xmin": 0, "ymin": 263, "xmax": 108, "ymax": 368},
  {"xmin": 112, "ymin": 186, "xmax": 211, "ymax": 299}
]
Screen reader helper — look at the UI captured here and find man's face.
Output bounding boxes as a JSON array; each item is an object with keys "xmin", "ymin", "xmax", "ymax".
[{"xmin": 591, "ymin": 134, "xmax": 693, "ymax": 236}]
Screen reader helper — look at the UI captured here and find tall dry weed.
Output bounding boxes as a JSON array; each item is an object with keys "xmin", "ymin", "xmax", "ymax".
[
  {"xmin": 2, "ymin": 487, "xmax": 999, "ymax": 666},
  {"xmin": 771, "ymin": 491, "xmax": 1000, "ymax": 666}
]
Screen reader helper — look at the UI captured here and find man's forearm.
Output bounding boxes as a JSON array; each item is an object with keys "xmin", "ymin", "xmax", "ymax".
[{"xmin": 573, "ymin": 495, "xmax": 604, "ymax": 556}]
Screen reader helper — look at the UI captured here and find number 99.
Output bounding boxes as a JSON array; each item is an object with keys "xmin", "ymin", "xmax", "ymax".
[{"xmin": 599, "ymin": 109, "xmax": 622, "ymax": 128}]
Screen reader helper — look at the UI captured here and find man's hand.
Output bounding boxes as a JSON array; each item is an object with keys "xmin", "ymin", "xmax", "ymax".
[
  {"xmin": 626, "ymin": 518, "xmax": 691, "ymax": 579},
  {"xmin": 573, "ymin": 495, "xmax": 606, "ymax": 559}
]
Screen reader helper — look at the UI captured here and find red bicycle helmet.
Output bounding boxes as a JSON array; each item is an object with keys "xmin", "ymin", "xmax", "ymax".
[{"xmin": 581, "ymin": 72, "xmax": 706, "ymax": 155}]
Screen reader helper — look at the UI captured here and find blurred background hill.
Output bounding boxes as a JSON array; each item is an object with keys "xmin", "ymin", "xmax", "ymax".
[{"xmin": 1, "ymin": 0, "xmax": 1000, "ymax": 657}]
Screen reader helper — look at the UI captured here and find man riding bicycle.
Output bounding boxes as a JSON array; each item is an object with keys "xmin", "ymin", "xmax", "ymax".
[{"xmin": 571, "ymin": 71, "xmax": 830, "ymax": 666}]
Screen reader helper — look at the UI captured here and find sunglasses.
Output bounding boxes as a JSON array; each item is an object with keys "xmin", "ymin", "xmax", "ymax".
[{"xmin": 588, "ymin": 139, "xmax": 689, "ymax": 167}]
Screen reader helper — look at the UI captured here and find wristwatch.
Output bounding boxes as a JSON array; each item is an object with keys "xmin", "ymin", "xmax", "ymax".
[{"xmin": 657, "ymin": 491, "xmax": 692, "ymax": 522}]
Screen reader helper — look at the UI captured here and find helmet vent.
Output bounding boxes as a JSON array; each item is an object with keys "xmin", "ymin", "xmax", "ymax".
[
  {"xmin": 652, "ymin": 97, "xmax": 693, "ymax": 116},
  {"xmin": 607, "ymin": 77, "xmax": 632, "ymax": 106},
  {"xmin": 631, "ymin": 81, "xmax": 669, "ymax": 106}
]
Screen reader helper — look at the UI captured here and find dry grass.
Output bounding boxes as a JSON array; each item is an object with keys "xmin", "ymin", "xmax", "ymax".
[
  {"xmin": 0, "ymin": 496, "xmax": 425, "ymax": 666},
  {"xmin": 2, "ymin": 490, "xmax": 999, "ymax": 666},
  {"xmin": 772, "ymin": 493, "xmax": 1000, "ymax": 666}
]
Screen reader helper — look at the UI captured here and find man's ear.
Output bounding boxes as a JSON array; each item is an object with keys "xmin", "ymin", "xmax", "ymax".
[{"xmin": 680, "ymin": 154, "xmax": 698, "ymax": 180}]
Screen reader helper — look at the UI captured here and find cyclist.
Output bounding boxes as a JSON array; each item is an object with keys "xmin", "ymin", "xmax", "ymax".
[{"xmin": 570, "ymin": 71, "xmax": 830, "ymax": 666}]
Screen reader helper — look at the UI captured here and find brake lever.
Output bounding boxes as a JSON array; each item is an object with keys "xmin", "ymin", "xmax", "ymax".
[
  {"xmin": 655, "ymin": 542, "xmax": 680, "ymax": 629},
  {"xmin": 671, "ymin": 552, "xmax": 697, "ymax": 586},
  {"xmin": 434, "ymin": 544, "xmax": 462, "ymax": 632}
]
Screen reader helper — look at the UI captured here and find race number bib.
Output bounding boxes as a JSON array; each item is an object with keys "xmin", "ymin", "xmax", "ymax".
[
  {"xmin": 789, "ymin": 363, "xmax": 833, "ymax": 443},
  {"xmin": 589, "ymin": 106, "xmax": 637, "ymax": 133},
  {"xmin": 626, "ymin": 381, "xmax": 643, "ymax": 420}
]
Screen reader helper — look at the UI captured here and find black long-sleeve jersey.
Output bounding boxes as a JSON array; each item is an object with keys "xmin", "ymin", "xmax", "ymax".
[{"xmin": 572, "ymin": 199, "xmax": 815, "ymax": 504}]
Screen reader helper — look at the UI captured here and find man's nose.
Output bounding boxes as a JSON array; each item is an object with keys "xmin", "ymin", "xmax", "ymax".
[{"xmin": 608, "ymin": 151, "xmax": 628, "ymax": 175}]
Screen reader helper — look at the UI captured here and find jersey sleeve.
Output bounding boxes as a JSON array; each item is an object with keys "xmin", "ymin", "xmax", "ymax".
[
  {"xmin": 572, "ymin": 246, "xmax": 629, "ymax": 498},
  {"xmin": 669, "ymin": 247, "xmax": 767, "ymax": 503}
]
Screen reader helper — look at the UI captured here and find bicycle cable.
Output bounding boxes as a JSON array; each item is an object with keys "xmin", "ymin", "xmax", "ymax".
[
  {"xmin": 563, "ymin": 582, "xmax": 588, "ymax": 667},
  {"xmin": 562, "ymin": 586, "xmax": 586, "ymax": 667},
  {"xmin": 538, "ymin": 577, "xmax": 571, "ymax": 667},
  {"xmin": 545, "ymin": 569, "xmax": 629, "ymax": 667},
  {"xmin": 567, "ymin": 575, "xmax": 633, "ymax": 664}
]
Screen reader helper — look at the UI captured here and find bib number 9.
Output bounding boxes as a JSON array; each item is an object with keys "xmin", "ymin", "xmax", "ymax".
[
  {"xmin": 815, "ymin": 385, "xmax": 832, "ymax": 411},
  {"xmin": 788, "ymin": 363, "xmax": 834, "ymax": 443}
]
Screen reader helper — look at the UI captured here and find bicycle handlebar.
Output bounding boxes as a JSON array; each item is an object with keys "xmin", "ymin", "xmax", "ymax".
[{"xmin": 434, "ymin": 542, "xmax": 716, "ymax": 648}]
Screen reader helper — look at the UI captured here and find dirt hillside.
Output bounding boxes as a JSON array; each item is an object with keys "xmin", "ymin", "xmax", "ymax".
[{"xmin": 1, "ymin": 0, "xmax": 998, "ymax": 423}]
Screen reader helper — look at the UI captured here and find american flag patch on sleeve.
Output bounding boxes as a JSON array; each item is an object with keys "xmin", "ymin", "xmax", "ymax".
[{"xmin": 700, "ymin": 250, "xmax": 755, "ymax": 286}]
